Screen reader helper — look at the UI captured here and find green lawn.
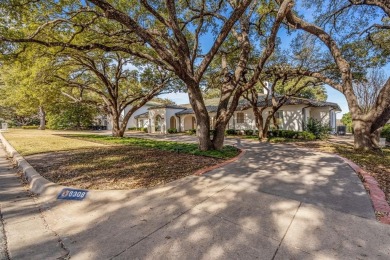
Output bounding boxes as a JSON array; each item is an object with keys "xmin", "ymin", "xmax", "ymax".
[
  {"xmin": 66, "ymin": 134, "xmax": 239, "ymax": 159},
  {"xmin": 1, "ymin": 129, "xmax": 239, "ymax": 190},
  {"xmin": 2, "ymin": 129, "xmax": 104, "ymax": 156}
]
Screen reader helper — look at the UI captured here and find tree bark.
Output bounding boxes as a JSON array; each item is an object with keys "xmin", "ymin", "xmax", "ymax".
[
  {"xmin": 353, "ymin": 120, "xmax": 379, "ymax": 150},
  {"xmin": 283, "ymin": 6, "xmax": 390, "ymax": 151},
  {"xmin": 38, "ymin": 106, "xmax": 46, "ymax": 130},
  {"xmin": 187, "ymin": 83, "xmax": 214, "ymax": 151},
  {"xmin": 111, "ymin": 110, "xmax": 124, "ymax": 137}
]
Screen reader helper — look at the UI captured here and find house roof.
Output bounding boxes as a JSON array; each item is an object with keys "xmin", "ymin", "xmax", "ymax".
[
  {"xmin": 134, "ymin": 112, "xmax": 149, "ymax": 119},
  {"xmin": 148, "ymin": 104, "xmax": 188, "ymax": 110},
  {"xmin": 240, "ymin": 96, "xmax": 341, "ymax": 111},
  {"xmin": 175, "ymin": 96, "xmax": 341, "ymax": 116},
  {"xmin": 175, "ymin": 105, "xmax": 219, "ymax": 115}
]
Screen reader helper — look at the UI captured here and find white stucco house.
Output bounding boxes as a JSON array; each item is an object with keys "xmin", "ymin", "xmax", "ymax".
[{"xmin": 105, "ymin": 95, "xmax": 341, "ymax": 134}]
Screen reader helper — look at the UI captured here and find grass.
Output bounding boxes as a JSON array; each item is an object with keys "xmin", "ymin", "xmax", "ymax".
[
  {"xmin": 295, "ymin": 140, "xmax": 390, "ymax": 205},
  {"xmin": 65, "ymin": 134, "xmax": 239, "ymax": 159},
  {"xmin": 2, "ymin": 129, "xmax": 104, "ymax": 156},
  {"xmin": 26, "ymin": 146, "xmax": 223, "ymax": 190},
  {"xmin": 2, "ymin": 129, "xmax": 239, "ymax": 190}
]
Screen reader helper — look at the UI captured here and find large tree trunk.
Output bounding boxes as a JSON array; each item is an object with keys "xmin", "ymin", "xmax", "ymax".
[
  {"xmin": 38, "ymin": 106, "xmax": 46, "ymax": 130},
  {"xmin": 353, "ymin": 120, "xmax": 379, "ymax": 150},
  {"xmin": 111, "ymin": 111, "xmax": 124, "ymax": 137},
  {"xmin": 187, "ymin": 83, "xmax": 214, "ymax": 151},
  {"xmin": 212, "ymin": 123, "xmax": 226, "ymax": 150}
]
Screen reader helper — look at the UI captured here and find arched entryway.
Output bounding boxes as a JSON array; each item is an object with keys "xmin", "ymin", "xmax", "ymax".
[
  {"xmin": 155, "ymin": 115, "xmax": 163, "ymax": 132},
  {"xmin": 183, "ymin": 116, "xmax": 196, "ymax": 130},
  {"xmin": 170, "ymin": 116, "xmax": 177, "ymax": 130}
]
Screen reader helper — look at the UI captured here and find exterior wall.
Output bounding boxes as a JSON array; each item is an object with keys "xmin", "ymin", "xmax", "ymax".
[
  {"xmin": 136, "ymin": 117, "xmax": 150, "ymax": 129},
  {"xmin": 181, "ymin": 115, "xmax": 196, "ymax": 131},
  {"xmin": 106, "ymin": 105, "xmax": 150, "ymax": 131},
  {"xmin": 149, "ymin": 108, "xmax": 185, "ymax": 134},
  {"xmin": 148, "ymin": 108, "xmax": 167, "ymax": 134},
  {"xmin": 106, "ymin": 103, "xmax": 338, "ymax": 133},
  {"xmin": 226, "ymin": 106, "xmax": 304, "ymax": 131},
  {"xmin": 124, "ymin": 106, "xmax": 150, "ymax": 129},
  {"xmin": 278, "ymin": 105, "xmax": 305, "ymax": 131},
  {"xmin": 233, "ymin": 110, "xmax": 256, "ymax": 130},
  {"xmin": 310, "ymin": 107, "xmax": 330, "ymax": 123},
  {"xmin": 165, "ymin": 108, "xmax": 183, "ymax": 131}
]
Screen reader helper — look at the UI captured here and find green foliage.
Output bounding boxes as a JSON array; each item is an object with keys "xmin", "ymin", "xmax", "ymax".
[
  {"xmin": 47, "ymin": 103, "xmax": 97, "ymax": 130},
  {"xmin": 143, "ymin": 127, "xmax": 148, "ymax": 133},
  {"xmin": 305, "ymin": 118, "xmax": 331, "ymax": 139},
  {"xmin": 269, "ymin": 130, "xmax": 298, "ymax": 139},
  {"xmin": 186, "ymin": 129, "xmax": 196, "ymax": 135},
  {"xmin": 274, "ymin": 76, "xmax": 327, "ymax": 101},
  {"xmin": 299, "ymin": 131, "xmax": 316, "ymax": 140},
  {"xmin": 381, "ymin": 125, "xmax": 390, "ymax": 142},
  {"xmin": 244, "ymin": 129, "xmax": 254, "ymax": 135},
  {"xmin": 341, "ymin": 112, "xmax": 353, "ymax": 133},
  {"xmin": 151, "ymin": 98, "xmax": 177, "ymax": 105},
  {"xmin": 71, "ymin": 135, "xmax": 239, "ymax": 159},
  {"xmin": 128, "ymin": 127, "xmax": 138, "ymax": 131},
  {"xmin": 225, "ymin": 129, "xmax": 237, "ymax": 135},
  {"xmin": 167, "ymin": 128, "xmax": 178, "ymax": 134},
  {"xmin": 0, "ymin": 48, "xmax": 62, "ymax": 122},
  {"xmin": 268, "ymin": 130, "xmax": 316, "ymax": 142}
]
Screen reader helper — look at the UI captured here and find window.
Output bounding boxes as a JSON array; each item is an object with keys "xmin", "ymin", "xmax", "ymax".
[{"xmin": 236, "ymin": 112, "xmax": 244, "ymax": 124}]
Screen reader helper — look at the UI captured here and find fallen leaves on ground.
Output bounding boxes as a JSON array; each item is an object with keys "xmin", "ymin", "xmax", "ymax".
[{"xmin": 25, "ymin": 146, "xmax": 223, "ymax": 190}]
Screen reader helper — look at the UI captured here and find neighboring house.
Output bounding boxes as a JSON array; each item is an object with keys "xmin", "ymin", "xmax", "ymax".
[{"xmin": 106, "ymin": 95, "xmax": 341, "ymax": 134}]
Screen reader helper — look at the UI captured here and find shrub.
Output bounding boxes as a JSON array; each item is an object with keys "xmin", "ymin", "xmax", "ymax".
[
  {"xmin": 209, "ymin": 129, "xmax": 216, "ymax": 136},
  {"xmin": 269, "ymin": 130, "xmax": 298, "ymax": 139},
  {"xmin": 21, "ymin": 125, "xmax": 39, "ymax": 129},
  {"xmin": 186, "ymin": 129, "xmax": 196, "ymax": 135},
  {"xmin": 244, "ymin": 129, "xmax": 254, "ymax": 136},
  {"xmin": 298, "ymin": 131, "xmax": 316, "ymax": 141},
  {"xmin": 381, "ymin": 124, "xmax": 390, "ymax": 142},
  {"xmin": 305, "ymin": 118, "xmax": 331, "ymax": 140},
  {"xmin": 167, "ymin": 128, "xmax": 178, "ymax": 134},
  {"xmin": 47, "ymin": 103, "xmax": 97, "ymax": 130},
  {"xmin": 268, "ymin": 130, "xmax": 315, "ymax": 141},
  {"xmin": 128, "ymin": 127, "xmax": 138, "ymax": 131},
  {"xmin": 225, "ymin": 129, "xmax": 237, "ymax": 135},
  {"xmin": 143, "ymin": 127, "xmax": 148, "ymax": 133}
]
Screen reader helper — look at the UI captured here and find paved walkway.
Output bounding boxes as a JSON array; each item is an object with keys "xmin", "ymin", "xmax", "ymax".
[{"xmin": 1, "ymin": 135, "xmax": 390, "ymax": 259}]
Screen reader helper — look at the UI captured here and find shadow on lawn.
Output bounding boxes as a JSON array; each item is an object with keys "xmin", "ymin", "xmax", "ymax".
[
  {"xmin": 24, "ymin": 146, "xmax": 222, "ymax": 190},
  {"xmin": 6, "ymin": 141, "xmax": 388, "ymax": 259}
]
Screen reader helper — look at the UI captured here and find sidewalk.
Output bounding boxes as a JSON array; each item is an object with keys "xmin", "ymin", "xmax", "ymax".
[
  {"xmin": 0, "ymin": 147, "xmax": 68, "ymax": 259},
  {"xmin": 0, "ymin": 136, "xmax": 389, "ymax": 259}
]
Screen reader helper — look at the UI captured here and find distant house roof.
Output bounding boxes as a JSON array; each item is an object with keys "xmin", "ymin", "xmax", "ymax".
[
  {"xmin": 174, "ymin": 96, "xmax": 341, "ymax": 116},
  {"xmin": 175, "ymin": 106, "xmax": 219, "ymax": 115},
  {"xmin": 240, "ymin": 96, "xmax": 341, "ymax": 111},
  {"xmin": 148, "ymin": 105, "xmax": 188, "ymax": 110},
  {"xmin": 134, "ymin": 112, "xmax": 149, "ymax": 119}
]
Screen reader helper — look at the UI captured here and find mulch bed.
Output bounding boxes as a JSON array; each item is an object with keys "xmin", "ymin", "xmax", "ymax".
[{"xmin": 25, "ymin": 146, "xmax": 223, "ymax": 190}]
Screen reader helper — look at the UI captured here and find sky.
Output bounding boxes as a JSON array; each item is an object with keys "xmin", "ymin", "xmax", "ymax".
[{"xmin": 158, "ymin": 2, "xmax": 389, "ymax": 120}]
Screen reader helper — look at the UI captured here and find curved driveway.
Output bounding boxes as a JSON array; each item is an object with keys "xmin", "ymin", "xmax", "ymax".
[{"xmin": 1, "ymin": 134, "xmax": 389, "ymax": 259}]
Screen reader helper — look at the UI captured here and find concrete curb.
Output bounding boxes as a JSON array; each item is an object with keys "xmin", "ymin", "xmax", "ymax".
[
  {"xmin": 336, "ymin": 155, "xmax": 390, "ymax": 224},
  {"xmin": 0, "ymin": 132, "xmax": 65, "ymax": 197},
  {"xmin": 194, "ymin": 148, "xmax": 246, "ymax": 176},
  {"xmin": 0, "ymin": 132, "xmax": 246, "ymax": 202}
]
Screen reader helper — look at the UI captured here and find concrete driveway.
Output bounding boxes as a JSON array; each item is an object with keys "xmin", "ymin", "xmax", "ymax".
[{"xmin": 1, "ymin": 135, "xmax": 389, "ymax": 259}]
